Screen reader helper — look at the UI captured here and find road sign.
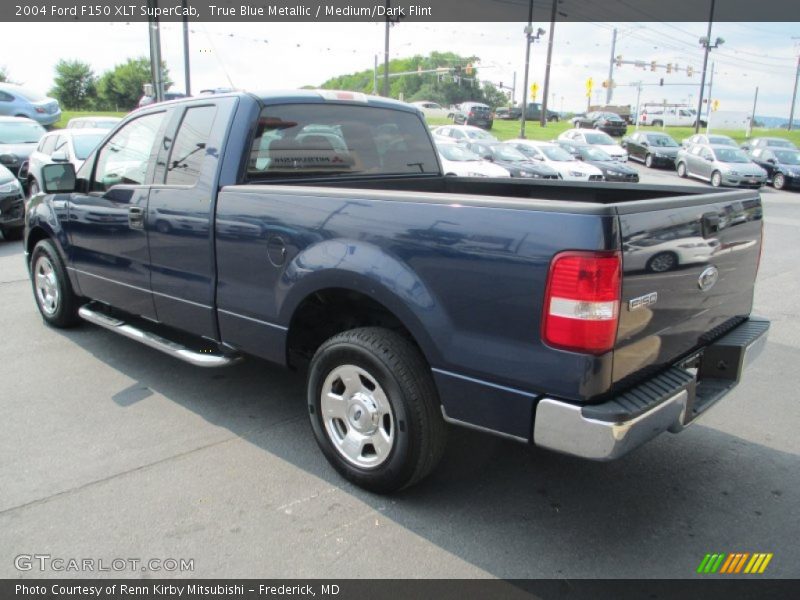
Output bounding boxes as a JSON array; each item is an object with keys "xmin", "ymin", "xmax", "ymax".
[
  {"xmin": 585, "ymin": 77, "xmax": 593, "ymax": 98},
  {"xmin": 712, "ymin": 99, "xmax": 720, "ymax": 111},
  {"xmin": 530, "ymin": 82, "xmax": 539, "ymax": 100}
]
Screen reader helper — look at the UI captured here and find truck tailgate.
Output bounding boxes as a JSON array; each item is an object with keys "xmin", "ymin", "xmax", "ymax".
[{"xmin": 613, "ymin": 192, "xmax": 763, "ymax": 387}]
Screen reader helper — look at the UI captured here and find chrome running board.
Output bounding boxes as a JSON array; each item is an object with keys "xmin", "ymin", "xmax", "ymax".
[{"xmin": 78, "ymin": 304, "xmax": 242, "ymax": 368}]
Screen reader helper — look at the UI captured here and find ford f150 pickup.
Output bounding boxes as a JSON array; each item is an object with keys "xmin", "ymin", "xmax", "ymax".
[{"xmin": 25, "ymin": 90, "xmax": 769, "ymax": 492}]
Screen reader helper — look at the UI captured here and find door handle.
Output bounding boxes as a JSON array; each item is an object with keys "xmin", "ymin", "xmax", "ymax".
[{"xmin": 128, "ymin": 206, "xmax": 145, "ymax": 230}]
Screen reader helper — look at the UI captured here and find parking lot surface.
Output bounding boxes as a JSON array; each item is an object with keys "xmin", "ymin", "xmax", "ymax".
[{"xmin": 1, "ymin": 171, "xmax": 798, "ymax": 579}]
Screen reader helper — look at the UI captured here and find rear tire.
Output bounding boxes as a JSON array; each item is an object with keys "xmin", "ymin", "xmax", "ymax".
[
  {"xmin": 711, "ymin": 170, "xmax": 722, "ymax": 188},
  {"xmin": 677, "ymin": 162, "xmax": 687, "ymax": 178},
  {"xmin": 30, "ymin": 239, "xmax": 81, "ymax": 328},
  {"xmin": 652, "ymin": 120, "xmax": 663, "ymax": 127},
  {"xmin": 773, "ymin": 173, "xmax": 786, "ymax": 190},
  {"xmin": 307, "ymin": 327, "xmax": 446, "ymax": 494}
]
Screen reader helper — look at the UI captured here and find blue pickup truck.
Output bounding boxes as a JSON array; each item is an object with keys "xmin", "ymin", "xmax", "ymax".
[{"xmin": 25, "ymin": 90, "xmax": 769, "ymax": 492}]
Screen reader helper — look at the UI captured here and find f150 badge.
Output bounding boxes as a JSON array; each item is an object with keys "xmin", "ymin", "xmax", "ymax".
[
  {"xmin": 629, "ymin": 292, "xmax": 658, "ymax": 311},
  {"xmin": 698, "ymin": 266, "xmax": 720, "ymax": 291}
]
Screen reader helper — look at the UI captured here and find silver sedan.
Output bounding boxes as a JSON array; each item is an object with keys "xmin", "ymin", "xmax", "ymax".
[{"xmin": 676, "ymin": 143, "xmax": 767, "ymax": 188}]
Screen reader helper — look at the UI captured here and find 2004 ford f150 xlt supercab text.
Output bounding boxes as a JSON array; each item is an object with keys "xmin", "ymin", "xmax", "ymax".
[{"xmin": 24, "ymin": 90, "xmax": 769, "ymax": 492}]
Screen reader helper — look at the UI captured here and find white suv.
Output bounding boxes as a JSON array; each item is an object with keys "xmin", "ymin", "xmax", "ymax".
[{"xmin": 640, "ymin": 106, "xmax": 706, "ymax": 128}]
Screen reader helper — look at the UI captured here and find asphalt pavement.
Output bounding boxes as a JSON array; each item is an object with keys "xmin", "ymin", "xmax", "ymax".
[{"xmin": 1, "ymin": 169, "xmax": 798, "ymax": 579}]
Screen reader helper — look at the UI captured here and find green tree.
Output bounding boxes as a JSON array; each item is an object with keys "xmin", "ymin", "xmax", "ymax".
[
  {"xmin": 96, "ymin": 57, "xmax": 171, "ymax": 111},
  {"xmin": 50, "ymin": 59, "xmax": 97, "ymax": 110},
  {"xmin": 0, "ymin": 66, "xmax": 9, "ymax": 83}
]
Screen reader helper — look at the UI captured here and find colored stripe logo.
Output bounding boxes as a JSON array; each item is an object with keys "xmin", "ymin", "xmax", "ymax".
[{"xmin": 697, "ymin": 552, "xmax": 773, "ymax": 574}]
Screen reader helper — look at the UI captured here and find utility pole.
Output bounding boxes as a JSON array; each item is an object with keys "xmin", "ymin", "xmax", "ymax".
[
  {"xmin": 695, "ymin": 0, "xmax": 719, "ymax": 134},
  {"xmin": 789, "ymin": 40, "xmax": 799, "ymax": 131},
  {"xmin": 519, "ymin": 0, "xmax": 535, "ymax": 139},
  {"xmin": 382, "ymin": 1, "xmax": 390, "ymax": 97},
  {"xmin": 147, "ymin": 0, "xmax": 164, "ymax": 102},
  {"xmin": 181, "ymin": 0, "xmax": 191, "ymax": 96},
  {"xmin": 540, "ymin": 0, "xmax": 558, "ymax": 127},
  {"xmin": 511, "ymin": 71, "xmax": 517, "ymax": 104},
  {"xmin": 606, "ymin": 27, "xmax": 617, "ymax": 104},
  {"xmin": 373, "ymin": 55, "xmax": 378, "ymax": 95},
  {"xmin": 705, "ymin": 62, "xmax": 714, "ymax": 134}
]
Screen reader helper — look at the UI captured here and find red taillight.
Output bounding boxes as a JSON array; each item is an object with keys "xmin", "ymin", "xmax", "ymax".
[{"xmin": 542, "ymin": 251, "xmax": 621, "ymax": 354}]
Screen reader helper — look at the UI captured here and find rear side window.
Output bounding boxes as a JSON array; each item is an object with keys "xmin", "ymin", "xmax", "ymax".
[
  {"xmin": 166, "ymin": 105, "xmax": 217, "ymax": 186},
  {"xmin": 247, "ymin": 104, "xmax": 438, "ymax": 179}
]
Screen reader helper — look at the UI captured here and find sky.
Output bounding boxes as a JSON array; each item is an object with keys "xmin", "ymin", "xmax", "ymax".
[{"xmin": 1, "ymin": 20, "xmax": 798, "ymax": 119}]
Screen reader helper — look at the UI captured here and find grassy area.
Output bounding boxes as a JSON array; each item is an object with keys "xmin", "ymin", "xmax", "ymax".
[
  {"xmin": 426, "ymin": 117, "xmax": 800, "ymax": 146},
  {"xmin": 53, "ymin": 110, "xmax": 126, "ymax": 129}
]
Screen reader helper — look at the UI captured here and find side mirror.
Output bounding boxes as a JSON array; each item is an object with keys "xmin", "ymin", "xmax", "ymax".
[
  {"xmin": 41, "ymin": 163, "xmax": 76, "ymax": 193},
  {"xmin": 767, "ymin": 158, "xmax": 776, "ymax": 164},
  {"xmin": 51, "ymin": 150, "xmax": 68, "ymax": 163},
  {"xmin": 705, "ymin": 156, "xmax": 714, "ymax": 162},
  {"xmin": 641, "ymin": 141, "xmax": 649, "ymax": 147}
]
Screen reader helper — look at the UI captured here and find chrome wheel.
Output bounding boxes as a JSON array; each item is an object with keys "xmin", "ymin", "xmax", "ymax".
[
  {"xmin": 648, "ymin": 252, "xmax": 676, "ymax": 273},
  {"xmin": 645, "ymin": 154, "xmax": 653, "ymax": 168},
  {"xmin": 773, "ymin": 173, "xmax": 785, "ymax": 190},
  {"xmin": 34, "ymin": 256, "xmax": 60, "ymax": 316},
  {"xmin": 320, "ymin": 364, "xmax": 395, "ymax": 469},
  {"xmin": 711, "ymin": 171, "xmax": 722, "ymax": 187}
]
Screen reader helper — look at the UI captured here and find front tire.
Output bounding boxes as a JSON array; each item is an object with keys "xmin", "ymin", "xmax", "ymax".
[
  {"xmin": 773, "ymin": 173, "xmax": 786, "ymax": 190},
  {"xmin": 711, "ymin": 170, "xmax": 722, "ymax": 188},
  {"xmin": 677, "ymin": 162, "xmax": 687, "ymax": 178},
  {"xmin": 644, "ymin": 153, "xmax": 654, "ymax": 168},
  {"xmin": 307, "ymin": 327, "xmax": 446, "ymax": 493},
  {"xmin": 30, "ymin": 239, "xmax": 81, "ymax": 328}
]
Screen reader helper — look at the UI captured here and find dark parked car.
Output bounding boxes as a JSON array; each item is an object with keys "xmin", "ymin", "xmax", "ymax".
[
  {"xmin": 571, "ymin": 111, "xmax": 627, "ymax": 136},
  {"xmin": 452, "ymin": 102, "xmax": 493, "ymax": 129},
  {"xmin": 494, "ymin": 106, "xmax": 516, "ymax": 120},
  {"xmin": 0, "ymin": 163, "xmax": 24, "ymax": 239},
  {"xmin": 25, "ymin": 90, "xmax": 768, "ymax": 493},
  {"xmin": 554, "ymin": 140, "xmax": 639, "ymax": 182},
  {"xmin": 0, "ymin": 116, "xmax": 47, "ymax": 177},
  {"xmin": 739, "ymin": 136, "xmax": 798, "ymax": 153},
  {"xmin": 748, "ymin": 147, "xmax": 800, "ymax": 190},
  {"xmin": 622, "ymin": 131, "xmax": 681, "ymax": 168},
  {"xmin": 465, "ymin": 141, "xmax": 559, "ymax": 179}
]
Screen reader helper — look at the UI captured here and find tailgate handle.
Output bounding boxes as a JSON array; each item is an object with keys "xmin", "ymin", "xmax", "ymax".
[{"xmin": 701, "ymin": 212, "xmax": 720, "ymax": 238}]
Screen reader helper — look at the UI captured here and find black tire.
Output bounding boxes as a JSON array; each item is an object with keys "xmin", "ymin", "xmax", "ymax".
[
  {"xmin": 644, "ymin": 153, "xmax": 654, "ymax": 168},
  {"xmin": 549, "ymin": 115, "xmax": 559, "ymax": 123},
  {"xmin": 677, "ymin": 162, "xmax": 687, "ymax": 178},
  {"xmin": 646, "ymin": 251, "xmax": 678, "ymax": 273},
  {"xmin": 711, "ymin": 170, "xmax": 722, "ymax": 188},
  {"xmin": 1, "ymin": 226, "xmax": 23, "ymax": 241},
  {"xmin": 773, "ymin": 173, "xmax": 786, "ymax": 190},
  {"xmin": 307, "ymin": 327, "xmax": 446, "ymax": 494},
  {"xmin": 652, "ymin": 120, "xmax": 663, "ymax": 127},
  {"xmin": 30, "ymin": 239, "xmax": 82, "ymax": 328}
]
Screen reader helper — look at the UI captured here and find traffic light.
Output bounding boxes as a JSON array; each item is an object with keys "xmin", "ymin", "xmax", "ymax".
[
  {"xmin": 650, "ymin": 61, "xmax": 657, "ymax": 72},
  {"xmin": 499, "ymin": 81, "xmax": 503, "ymax": 89},
  {"xmin": 687, "ymin": 65, "xmax": 693, "ymax": 77},
  {"xmin": 659, "ymin": 78, "xmax": 664, "ymax": 86},
  {"xmin": 615, "ymin": 55, "xmax": 623, "ymax": 67},
  {"xmin": 666, "ymin": 63, "xmax": 672, "ymax": 74}
]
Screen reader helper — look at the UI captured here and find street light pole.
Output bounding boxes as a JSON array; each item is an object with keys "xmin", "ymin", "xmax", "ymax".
[
  {"xmin": 383, "ymin": 3, "xmax": 390, "ymax": 97},
  {"xmin": 181, "ymin": 0, "xmax": 191, "ymax": 96},
  {"xmin": 606, "ymin": 27, "xmax": 617, "ymax": 104},
  {"xmin": 789, "ymin": 53, "xmax": 799, "ymax": 131},
  {"xmin": 519, "ymin": 0, "xmax": 535, "ymax": 139},
  {"xmin": 540, "ymin": 0, "xmax": 558, "ymax": 127}
]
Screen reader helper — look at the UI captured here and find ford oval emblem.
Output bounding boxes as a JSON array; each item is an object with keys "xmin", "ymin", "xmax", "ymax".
[{"xmin": 698, "ymin": 266, "xmax": 719, "ymax": 291}]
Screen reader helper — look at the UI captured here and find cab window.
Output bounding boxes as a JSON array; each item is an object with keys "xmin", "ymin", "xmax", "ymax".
[{"xmin": 165, "ymin": 105, "xmax": 217, "ymax": 186}]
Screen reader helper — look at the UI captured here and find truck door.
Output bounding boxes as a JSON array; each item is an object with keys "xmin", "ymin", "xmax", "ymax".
[
  {"xmin": 67, "ymin": 110, "xmax": 170, "ymax": 319},
  {"xmin": 147, "ymin": 97, "xmax": 236, "ymax": 339}
]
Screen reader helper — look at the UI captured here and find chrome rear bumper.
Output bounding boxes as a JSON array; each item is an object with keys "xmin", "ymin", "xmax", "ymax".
[{"xmin": 532, "ymin": 317, "xmax": 769, "ymax": 460}]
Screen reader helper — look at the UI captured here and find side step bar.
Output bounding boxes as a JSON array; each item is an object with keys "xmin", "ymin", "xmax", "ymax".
[{"xmin": 78, "ymin": 305, "xmax": 242, "ymax": 368}]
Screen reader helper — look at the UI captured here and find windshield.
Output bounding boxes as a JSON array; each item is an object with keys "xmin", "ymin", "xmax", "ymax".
[
  {"xmin": 247, "ymin": 104, "xmax": 439, "ymax": 178},
  {"xmin": 465, "ymin": 129, "xmax": 495, "ymax": 140},
  {"xmin": 0, "ymin": 121, "xmax": 46, "ymax": 144},
  {"xmin": 713, "ymin": 148, "xmax": 750, "ymax": 163},
  {"xmin": 539, "ymin": 145, "xmax": 574, "ymax": 161},
  {"xmin": 439, "ymin": 144, "xmax": 480, "ymax": 162},
  {"xmin": 774, "ymin": 150, "xmax": 800, "ymax": 165},
  {"xmin": 709, "ymin": 136, "xmax": 736, "ymax": 147},
  {"xmin": 646, "ymin": 135, "xmax": 678, "ymax": 148},
  {"xmin": 580, "ymin": 146, "xmax": 613, "ymax": 161},
  {"xmin": 72, "ymin": 133, "xmax": 106, "ymax": 160},
  {"xmin": 493, "ymin": 145, "xmax": 527, "ymax": 162},
  {"xmin": 584, "ymin": 132, "xmax": 615, "ymax": 145}
]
